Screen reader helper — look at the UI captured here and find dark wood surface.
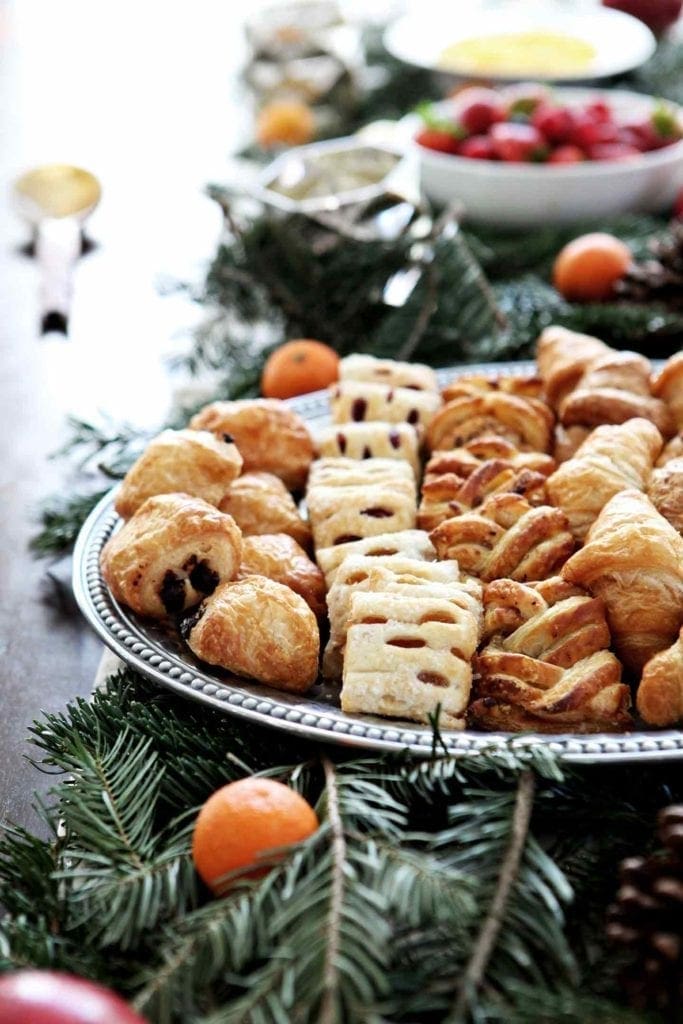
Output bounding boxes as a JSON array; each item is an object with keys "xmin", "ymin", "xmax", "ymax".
[{"xmin": 0, "ymin": 1, "xmax": 250, "ymax": 828}]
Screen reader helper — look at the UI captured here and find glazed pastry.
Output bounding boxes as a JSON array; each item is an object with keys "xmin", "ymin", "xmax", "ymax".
[
  {"xmin": 637, "ymin": 627, "xmax": 683, "ymax": 726},
  {"xmin": 341, "ymin": 578, "xmax": 482, "ymax": 729},
  {"xmin": 238, "ymin": 534, "xmax": 326, "ymax": 618},
  {"xmin": 546, "ymin": 418, "xmax": 662, "ymax": 542},
  {"xmin": 426, "ymin": 393, "xmax": 553, "ymax": 454},
  {"xmin": 536, "ymin": 325, "xmax": 610, "ymax": 409},
  {"xmin": 658, "ymin": 433, "xmax": 683, "ymax": 465},
  {"xmin": 418, "ymin": 460, "xmax": 547, "ymax": 532},
  {"xmin": 219, "ymin": 472, "xmax": 311, "ymax": 549},
  {"xmin": 652, "ymin": 352, "xmax": 683, "ymax": 431},
  {"xmin": 115, "ymin": 430, "xmax": 242, "ymax": 520},
  {"xmin": 329, "ymin": 380, "xmax": 442, "ymax": 430},
  {"xmin": 101, "ymin": 493, "xmax": 242, "ymax": 618},
  {"xmin": 185, "ymin": 575, "xmax": 319, "ymax": 693},
  {"xmin": 339, "ymin": 353, "xmax": 438, "ymax": 392},
  {"xmin": 470, "ymin": 577, "xmax": 631, "ymax": 733},
  {"xmin": 426, "ymin": 438, "xmax": 555, "ymax": 479},
  {"xmin": 430, "ymin": 493, "xmax": 575, "ymax": 583},
  {"xmin": 648, "ymin": 458, "xmax": 683, "ymax": 535},
  {"xmin": 316, "ymin": 421, "xmax": 420, "ymax": 477},
  {"xmin": 442, "ymin": 372, "xmax": 544, "ymax": 402},
  {"xmin": 562, "ymin": 490, "xmax": 683, "ymax": 672},
  {"xmin": 189, "ymin": 398, "xmax": 314, "ymax": 491},
  {"xmin": 323, "ymin": 555, "xmax": 462, "ymax": 679},
  {"xmin": 315, "ymin": 529, "xmax": 436, "ymax": 589},
  {"xmin": 306, "ymin": 457, "xmax": 416, "ymax": 550}
]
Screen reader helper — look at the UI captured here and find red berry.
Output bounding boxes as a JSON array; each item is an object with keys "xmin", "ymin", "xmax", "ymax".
[
  {"xmin": 674, "ymin": 187, "xmax": 683, "ymax": 218},
  {"xmin": 415, "ymin": 128, "xmax": 461, "ymax": 155},
  {"xmin": 490, "ymin": 123, "xmax": 548, "ymax": 162},
  {"xmin": 459, "ymin": 135, "xmax": 497, "ymax": 160},
  {"xmin": 455, "ymin": 88, "xmax": 505, "ymax": 135},
  {"xmin": 548, "ymin": 144, "xmax": 586, "ymax": 164},
  {"xmin": 571, "ymin": 116, "xmax": 620, "ymax": 149},
  {"xmin": 0, "ymin": 971, "xmax": 146, "ymax": 1024},
  {"xmin": 587, "ymin": 142, "xmax": 642, "ymax": 161},
  {"xmin": 532, "ymin": 104, "xmax": 577, "ymax": 144},
  {"xmin": 583, "ymin": 100, "xmax": 613, "ymax": 124},
  {"xmin": 602, "ymin": 0, "xmax": 682, "ymax": 35},
  {"xmin": 500, "ymin": 82, "xmax": 551, "ymax": 118}
]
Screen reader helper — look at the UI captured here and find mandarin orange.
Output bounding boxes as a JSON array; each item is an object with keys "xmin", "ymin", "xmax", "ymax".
[
  {"xmin": 192, "ymin": 777, "xmax": 319, "ymax": 892},
  {"xmin": 256, "ymin": 100, "xmax": 315, "ymax": 149},
  {"xmin": 552, "ymin": 232, "xmax": 632, "ymax": 302},
  {"xmin": 261, "ymin": 339, "xmax": 340, "ymax": 399}
]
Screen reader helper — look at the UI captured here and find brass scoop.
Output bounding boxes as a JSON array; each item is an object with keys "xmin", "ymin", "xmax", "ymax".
[{"xmin": 13, "ymin": 164, "xmax": 101, "ymax": 333}]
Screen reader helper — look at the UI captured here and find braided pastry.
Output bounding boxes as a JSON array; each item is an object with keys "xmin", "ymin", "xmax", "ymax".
[
  {"xmin": 637, "ymin": 627, "xmax": 683, "ymax": 726},
  {"xmin": 536, "ymin": 325, "xmax": 610, "ymax": 409},
  {"xmin": 339, "ymin": 353, "xmax": 438, "ymax": 392},
  {"xmin": 648, "ymin": 458, "xmax": 683, "ymax": 535},
  {"xmin": 652, "ymin": 352, "xmax": 683, "ymax": 431},
  {"xmin": 562, "ymin": 490, "xmax": 683, "ymax": 672},
  {"xmin": 546, "ymin": 418, "xmax": 663, "ymax": 541},
  {"xmin": 426, "ymin": 393, "xmax": 553, "ymax": 454},
  {"xmin": 418, "ymin": 460, "xmax": 547, "ymax": 532},
  {"xmin": 469, "ymin": 577, "xmax": 631, "ymax": 732},
  {"xmin": 429, "ymin": 493, "xmax": 575, "ymax": 582},
  {"xmin": 425, "ymin": 438, "xmax": 555, "ymax": 479}
]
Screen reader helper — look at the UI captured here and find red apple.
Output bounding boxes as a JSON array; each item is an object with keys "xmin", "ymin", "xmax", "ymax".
[
  {"xmin": 490, "ymin": 123, "xmax": 548, "ymax": 162},
  {"xmin": 0, "ymin": 971, "xmax": 146, "ymax": 1024},
  {"xmin": 602, "ymin": 0, "xmax": 682, "ymax": 35}
]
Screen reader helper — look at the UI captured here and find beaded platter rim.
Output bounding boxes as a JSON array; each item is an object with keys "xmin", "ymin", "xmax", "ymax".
[{"xmin": 72, "ymin": 359, "xmax": 683, "ymax": 764}]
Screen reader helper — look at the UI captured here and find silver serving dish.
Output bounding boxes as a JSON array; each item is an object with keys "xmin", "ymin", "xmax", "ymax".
[{"xmin": 73, "ymin": 360, "xmax": 683, "ymax": 764}]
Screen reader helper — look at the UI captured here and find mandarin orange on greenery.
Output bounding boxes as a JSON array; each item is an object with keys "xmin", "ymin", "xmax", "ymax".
[
  {"xmin": 552, "ymin": 232, "xmax": 632, "ymax": 302},
  {"xmin": 261, "ymin": 338, "xmax": 340, "ymax": 399},
  {"xmin": 192, "ymin": 777, "xmax": 319, "ymax": 893},
  {"xmin": 256, "ymin": 100, "xmax": 315, "ymax": 149}
]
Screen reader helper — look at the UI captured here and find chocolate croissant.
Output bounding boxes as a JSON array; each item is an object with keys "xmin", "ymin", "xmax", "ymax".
[
  {"xmin": 115, "ymin": 430, "xmax": 242, "ymax": 520},
  {"xmin": 238, "ymin": 534, "xmax": 326, "ymax": 619},
  {"xmin": 469, "ymin": 577, "xmax": 631, "ymax": 733},
  {"xmin": 101, "ymin": 493, "xmax": 242, "ymax": 618},
  {"xmin": 562, "ymin": 489, "xmax": 683, "ymax": 673},
  {"xmin": 637, "ymin": 627, "xmax": 683, "ymax": 726},
  {"xmin": 430, "ymin": 493, "xmax": 575, "ymax": 583},
  {"xmin": 546, "ymin": 418, "xmax": 662, "ymax": 541}
]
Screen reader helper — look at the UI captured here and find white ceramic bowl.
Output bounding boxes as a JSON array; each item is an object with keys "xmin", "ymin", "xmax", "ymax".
[{"xmin": 401, "ymin": 89, "xmax": 683, "ymax": 227}]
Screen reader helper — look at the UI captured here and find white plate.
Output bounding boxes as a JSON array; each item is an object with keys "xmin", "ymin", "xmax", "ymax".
[
  {"xmin": 384, "ymin": 5, "xmax": 656, "ymax": 83},
  {"xmin": 72, "ymin": 360, "xmax": 683, "ymax": 765}
]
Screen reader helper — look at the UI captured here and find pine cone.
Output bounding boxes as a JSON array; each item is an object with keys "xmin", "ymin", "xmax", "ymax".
[
  {"xmin": 606, "ymin": 805, "xmax": 683, "ymax": 1014},
  {"xmin": 616, "ymin": 222, "xmax": 683, "ymax": 309}
]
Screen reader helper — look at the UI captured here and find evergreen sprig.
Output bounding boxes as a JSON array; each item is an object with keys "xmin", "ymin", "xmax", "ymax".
[{"xmin": 1, "ymin": 669, "xmax": 681, "ymax": 1022}]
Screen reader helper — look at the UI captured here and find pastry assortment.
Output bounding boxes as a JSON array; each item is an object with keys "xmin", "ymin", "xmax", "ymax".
[{"xmin": 100, "ymin": 340, "xmax": 683, "ymax": 735}]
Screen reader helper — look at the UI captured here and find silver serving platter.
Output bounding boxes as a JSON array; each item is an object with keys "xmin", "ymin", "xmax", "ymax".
[{"xmin": 73, "ymin": 360, "xmax": 683, "ymax": 764}]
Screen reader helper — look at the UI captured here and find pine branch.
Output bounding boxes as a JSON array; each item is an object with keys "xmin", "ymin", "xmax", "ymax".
[{"xmin": 30, "ymin": 488, "xmax": 111, "ymax": 557}]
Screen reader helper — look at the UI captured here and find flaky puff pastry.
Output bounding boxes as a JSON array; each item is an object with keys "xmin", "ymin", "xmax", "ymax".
[
  {"xmin": 185, "ymin": 575, "xmax": 319, "ymax": 693},
  {"xmin": 441, "ymin": 372, "xmax": 544, "ymax": 402},
  {"xmin": 426, "ymin": 439, "xmax": 555, "ymax": 479},
  {"xmin": 426, "ymin": 393, "xmax": 553, "ymax": 455},
  {"xmin": 189, "ymin": 399, "xmax": 314, "ymax": 491},
  {"xmin": 652, "ymin": 352, "xmax": 683, "ymax": 431},
  {"xmin": 238, "ymin": 534, "xmax": 326, "ymax": 619},
  {"xmin": 315, "ymin": 529, "xmax": 436, "ymax": 589},
  {"xmin": 115, "ymin": 430, "xmax": 242, "ymax": 520},
  {"xmin": 536, "ymin": 325, "xmax": 610, "ymax": 409},
  {"xmin": 648, "ymin": 458, "xmax": 683, "ymax": 536},
  {"xmin": 330, "ymin": 380, "xmax": 442, "ymax": 430},
  {"xmin": 101, "ymin": 493, "xmax": 242, "ymax": 619},
  {"xmin": 637, "ymin": 627, "xmax": 683, "ymax": 726},
  {"xmin": 418, "ymin": 460, "xmax": 547, "ymax": 532},
  {"xmin": 339, "ymin": 353, "xmax": 438, "ymax": 392},
  {"xmin": 219, "ymin": 472, "xmax": 311, "ymax": 549},
  {"xmin": 546, "ymin": 418, "xmax": 663, "ymax": 542},
  {"xmin": 470, "ymin": 577, "xmax": 631, "ymax": 733},
  {"xmin": 316, "ymin": 421, "xmax": 420, "ymax": 478},
  {"xmin": 430, "ymin": 493, "xmax": 575, "ymax": 583},
  {"xmin": 562, "ymin": 490, "xmax": 683, "ymax": 673},
  {"xmin": 658, "ymin": 433, "xmax": 683, "ymax": 465}
]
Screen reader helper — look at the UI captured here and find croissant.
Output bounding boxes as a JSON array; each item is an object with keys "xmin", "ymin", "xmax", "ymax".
[
  {"xmin": 536, "ymin": 325, "xmax": 610, "ymax": 409},
  {"xmin": 425, "ymin": 438, "xmax": 555, "ymax": 479},
  {"xmin": 441, "ymin": 372, "xmax": 544, "ymax": 402},
  {"xmin": 315, "ymin": 421, "xmax": 420, "ymax": 478},
  {"xmin": 658, "ymin": 433, "xmax": 683, "ymax": 465},
  {"xmin": 115, "ymin": 430, "xmax": 242, "ymax": 520},
  {"xmin": 652, "ymin": 352, "xmax": 683, "ymax": 431},
  {"xmin": 470, "ymin": 577, "xmax": 631, "ymax": 732},
  {"xmin": 238, "ymin": 534, "xmax": 326, "ymax": 619},
  {"xmin": 430, "ymin": 493, "xmax": 575, "ymax": 583},
  {"xmin": 426, "ymin": 393, "xmax": 553, "ymax": 454},
  {"xmin": 562, "ymin": 490, "xmax": 683, "ymax": 672},
  {"xmin": 546, "ymin": 418, "xmax": 662, "ymax": 541},
  {"xmin": 418, "ymin": 460, "xmax": 547, "ymax": 532},
  {"xmin": 219, "ymin": 472, "xmax": 311, "ymax": 549},
  {"xmin": 189, "ymin": 398, "xmax": 314, "ymax": 491},
  {"xmin": 636, "ymin": 627, "xmax": 683, "ymax": 726},
  {"xmin": 648, "ymin": 458, "xmax": 683, "ymax": 535},
  {"xmin": 339, "ymin": 353, "xmax": 438, "ymax": 392},
  {"xmin": 101, "ymin": 493, "xmax": 243, "ymax": 619},
  {"xmin": 185, "ymin": 575, "xmax": 319, "ymax": 693},
  {"xmin": 553, "ymin": 424, "xmax": 591, "ymax": 463}
]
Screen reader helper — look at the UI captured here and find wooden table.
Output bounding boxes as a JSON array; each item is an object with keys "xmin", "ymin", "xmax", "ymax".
[{"xmin": 0, "ymin": 0, "xmax": 252, "ymax": 827}]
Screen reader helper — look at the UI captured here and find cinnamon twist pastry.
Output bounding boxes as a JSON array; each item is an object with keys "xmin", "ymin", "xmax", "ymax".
[
  {"xmin": 652, "ymin": 352, "xmax": 683, "ymax": 431},
  {"xmin": 562, "ymin": 490, "xmax": 683, "ymax": 672},
  {"xmin": 470, "ymin": 577, "xmax": 631, "ymax": 732},
  {"xmin": 429, "ymin": 493, "xmax": 575, "ymax": 583},
  {"xmin": 637, "ymin": 627, "xmax": 683, "ymax": 726},
  {"xmin": 425, "ymin": 439, "xmax": 555, "ymax": 479},
  {"xmin": 426, "ymin": 393, "xmax": 553, "ymax": 454},
  {"xmin": 546, "ymin": 418, "xmax": 663, "ymax": 541},
  {"xmin": 418, "ymin": 460, "xmax": 547, "ymax": 532}
]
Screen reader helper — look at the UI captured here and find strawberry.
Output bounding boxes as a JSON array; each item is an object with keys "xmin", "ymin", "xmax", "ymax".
[
  {"xmin": 457, "ymin": 91, "xmax": 505, "ymax": 135},
  {"xmin": 500, "ymin": 82, "xmax": 551, "ymax": 118},
  {"xmin": 571, "ymin": 115, "xmax": 620, "ymax": 149},
  {"xmin": 459, "ymin": 135, "xmax": 497, "ymax": 160},
  {"xmin": 587, "ymin": 142, "xmax": 641, "ymax": 161},
  {"xmin": 532, "ymin": 104, "xmax": 576, "ymax": 144},
  {"xmin": 415, "ymin": 128, "xmax": 461, "ymax": 155},
  {"xmin": 490, "ymin": 123, "xmax": 548, "ymax": 162},
  {"xmin": 548, "ymin": 144, "xmax": 585, "ymax": 164}
]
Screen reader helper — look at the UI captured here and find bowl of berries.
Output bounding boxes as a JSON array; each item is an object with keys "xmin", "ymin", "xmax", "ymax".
[{"xmin": 405, "ymin": 84, "xmax": 683, "ymax": 226}]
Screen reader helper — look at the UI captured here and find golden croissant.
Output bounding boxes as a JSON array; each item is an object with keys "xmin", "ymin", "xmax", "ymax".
[{"xmin": 637, "ymin": 627, "xmax": 683, "ymax": 726}]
